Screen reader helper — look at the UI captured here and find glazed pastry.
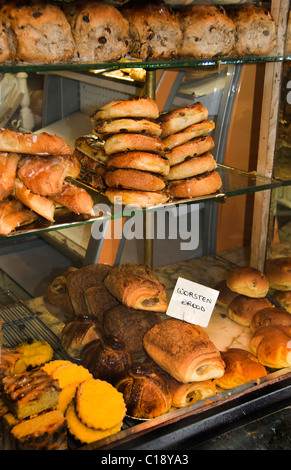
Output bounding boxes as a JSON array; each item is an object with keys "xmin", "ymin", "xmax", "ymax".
[
  {"xmin": 226, "ymin": 266, "xmax": 269, "ymax": 298},
  {"xmin": 52, "ymin": 181, "xmax": 94, "ymax": 216},
  {"xmin": 0, "ymin": 128, "xmax": 72, "ymax": 156},
  {"xmin": 0, "ymin": 198, "xmax": 38, "ymax": 236},
  {"xmin": 103, "ymin": 263, "xmax": 168, "ymax": 312},
  {"xmin": 251, "ymin": 325, "xmax": 291, "ymax": 369},
  {"xmin": 250, "ymin": 307, "xmax": 291, "ymax": 333},
  {"xmin": 14, "ymin": 178, "xmax": 56, "ymax": 222},
  {"xmin": 227, "ymin": 295, "xmax": 273, "ymax": 327},
  {"xmin": 0, "ymin": 153, "xmax": 21, "ymax": 201}
]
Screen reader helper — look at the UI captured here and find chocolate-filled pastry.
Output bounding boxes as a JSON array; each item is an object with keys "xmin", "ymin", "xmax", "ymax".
[
  {"xmin": 60, "ymin": 317, "xmax": 103, "ymax": 359},
  {"xmin": 81, "ymin": 335, "xmax": 132, "ymax": 385},
  {"xmin": 166, "ymin": 136, "xmax": 215, "ymax": 167},
  {"xmin": 0, "ymin": 153, "xmax": 21, "ymax": 201},
  {"xmin": 0, "ymin": 128, "xmax": 72, "ymax": 156},
  {"xmin": 215, "ymin": 348, "xmax": 267, "ymax": 390},
  {"xmin": 168, "ymin": 170, "xmax": 222, "ymax": 199},
  {"xmin": 266, "ymin": 257, "xmax": 291, "ymax": 291},
  {"xmin": 74, "ymin": 134, "xmax": 107, "ymax": 163},
  {"xmin": 103, "ymin": 263, "xmax": 168, "ymax": 312},
  {"xmin": 143, "ymin": 318, "xmax": 225, "ymax": 383},
  {"xmin": 250, "ymin": 307, "xmax": 291, "ymax": 333},
  {"xmin": 226, "ymin": 266, "xmax": 269, "ymax": 298},
  {"xmin": 159, "ymin": 102, "xmax": 208, "ymax": 138},
  {"xmin": 103, "ymin": 304, "xmax": 162, "ymax": 358},
  {"xmin": 227, "ymin": 295, "xmax": 273, "ymax": 327},
  {"xmin": 65, "ymin": 1, "xmax": 130, "ymax": 61},
  {"xmin": 44, "ymin": 267, "xmax": 77, "ymax": 316},
  {"xmin": 104, "ymin": 168, "xmax": 166, "ymax": 192},
  {"xmin": 0, "ymin": 198, "xmax": 37, "ymax": 236},
  {"xmin": 106, "ymin": 151, "xmax": 169, "ymax": 176},
  {"xmin": 115, "ymin": 363, "xmax": 172, "ymax": 419},
  {"xmin": 17, "ymin": 154, "xmax": 81, "ymax": 196},
  {"xmin": 90, "ymin": 97, "xmax": 159, "ymax": 122},
  {"xmin": 65, "ymin": 263, "xmax": 113, "ymax": 316},
  {"xmin": 105, "ymin": 188, "xmax": 170, "ymax": 207},
  {"xmin": 52, "ymin": 181, "xmax": 94, "ymax": 216},
  {"xmin": 104, "ymin": 133, "xmax": 168, "ymax": 156},
  {"xmin": 251, "ymin": 325, "xmax": 291, "ymax": 369},
  {"xmin": 167, "ymin": 152, "xmax": 217, "ymax": 181},
  {"xmin": 122, "ymin": 2, "xmax": 182, "ymax": 60}
]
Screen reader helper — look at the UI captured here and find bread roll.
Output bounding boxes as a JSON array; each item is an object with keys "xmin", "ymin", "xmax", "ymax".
[
  {"xmin": 160, "ymin": 102, "xmax": 208, "ymax": 138},
  {"xmin": 227, "ymin": 4, "xmax": 276, "ymax": 56},
  {"xmin": 115, "ymin": 363, "xmax": 172, "ymax": 419},
  {"xmin": 273, "ymin": 291, "xmax": 291, "ymax": 314},
  {"xmin": 163, "ymin": 120, "xmax": 215, "ymax": 150},
  {"xmin": 177, "ymin": 5, "xmax": 235, "ymax": 58},
  {"xmin": 0, "ymin": 2, "xmax": 75, "ymax": 63},
  {"xmin": 168, "ymin": 170, "xmax": 222, "ymax": 199},
  {"xmin": 251, "ymin": 325, "xmax": 291, "ymax": 369},
  {"xmin": 103, "ymin": 304, "xmax": 162, "ymax": 358},
  {"xmin": 103, "ymin": 263, "xmax": 168, "ymax": 312},
  {"xmin": 250, "ymin": 307, "xmax": 291, "ymax": 333},
  {"xmin": 14, "ymin": 178, "xmax": 56, "ymax": 222},
  {"xmin": 143, "ymin": 318, "xmax": 225, "ymax": 383},
  {"xmin": 215, "ymin": 280, "xmax": 238, "ymax": 308},
  {"xmin": 104, "ymin": 168, "xmax": 166, "ymax": 192},
  {"xmin": 266, "ymin": 258, "xmax": 291, "ymax": 291},
  {"xmin": 122, "ymin": 2, "xmax": 182, "ymax": 59},
  {"xmin": 215, "ymin": 348, "xmax": 267, "ymax": 390},
  {"xmin": 0, "ymin": 129, "xmax": 72, "ymax": 156},
  {"xmin": 90, "ymin": 97, "xmax": 159, "ymax": 122},
  {"xmin": 106, "ymin": 151, "xmax": 170, "ymax": 176},
  {"xmin": 104, "ymin": 133, "xmax": 168, "ymax": 156},
  {"xmin": 52, "ymin": 181, "xmax": 94, "ymax": 216},
  {"xmin": 105, "ymin": 188, "xmax": 170, "ymax": 207},
  {"xmin": 227, "ymin": 295, "xmax": 273, "ymax": 327},
  {"xmin": 166, "ymin": 136, "xmax": 215, "ymax": 167},
  {"xmin": 66, "ymin": 1, "xmax": 130, "ymax": 61},
  {"xmin": 0, "ymin": 153, "xmax": 21, "ymax": 201},
  {"xmin": 226, "ymin": 266, "xmax": 269, "ymax": 298},
  {"xmin": 167, "ymin": 152, "xmax": 217, "ymax": 181}
]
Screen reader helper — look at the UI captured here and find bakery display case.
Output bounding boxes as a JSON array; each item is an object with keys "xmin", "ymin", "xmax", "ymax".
[{"xmin": 0, "ymin": 0, "xmax": 291, "ymax": 451}]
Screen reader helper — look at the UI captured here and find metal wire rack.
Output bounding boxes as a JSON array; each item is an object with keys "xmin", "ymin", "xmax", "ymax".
[{"xmin": 0, "ymin": 288, "xmax": 68, "ymax": 360}]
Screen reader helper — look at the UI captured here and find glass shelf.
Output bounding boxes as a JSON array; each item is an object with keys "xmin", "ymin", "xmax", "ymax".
[
  {"xmin": 2, "ymin": 164, "xmax": 287, "ymax": 240},
  {"xmin": 0, "ymin": 54, "xmax": 284, "ymax": 74}
]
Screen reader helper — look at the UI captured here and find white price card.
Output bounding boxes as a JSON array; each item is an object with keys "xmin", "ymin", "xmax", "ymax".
[{"xmin": 166, "ymin": 277, "xmax": 219, "ymax": 327}]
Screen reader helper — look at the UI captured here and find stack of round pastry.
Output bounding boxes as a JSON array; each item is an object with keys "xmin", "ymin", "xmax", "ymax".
[
  {"xmin": 90, "ymin": 97, "xmax": 170, "ymax": 207},
  {"xmin": 160, "ymin": 102, "xmax": 222, "ymax": 198},
  {"xmin": 266, "ymin": 257, "xmax": 291, "ymax": 313}
]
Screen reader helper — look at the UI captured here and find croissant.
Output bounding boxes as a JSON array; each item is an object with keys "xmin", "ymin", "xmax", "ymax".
[
  {"xmin": 14, "ymin": 178, "xmax": 56, "ymax": 222},
  {"xmin": 115, "ymin": 363, "xmax": 172, "ymax": 419},
  {"xmin": 143, "ymin": 318, "xmax": 225, "ymax": 383},
  {"xmin": 103, "ymin": 263, "xmax": 168, "ymax": 312},
  {"xmin": 0, "ymin": 199, "xmax": 37, "ymax": 236},
  {"xmin": 52, "ymin": 181, "xmax": 94, "ymax": 216},
  {"xmin": 0, "ymin": 153, "xmax": 21, "ymax": 201}
]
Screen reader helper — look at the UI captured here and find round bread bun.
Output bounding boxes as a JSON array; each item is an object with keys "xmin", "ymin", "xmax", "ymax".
[
  {"xmin": 94, "ymin": 118, "xmax": 162, "ymax": 138},
  {"xmin": 104, "ymin": 133, "xmax": 168, "ymax": 156},
  {"xmin": 163, "ymin": 120, "xmax": 215, "ymax": 149},
  {"xmin": 265, "ymin": 257, "xmax": 291, "ymax": 291},
  {"xmin": 215, "ymin": 348, "xmax": 267, "ymax": 390},
  {"xmin": 104, "ymin": 168, "xmax": 166, "ymax": 192},
  {"xmin": 227, "ymin": 295, "xmax": 273, "ymax": 327},
  {"xmin": 226, "ymin": 266, "xmax": 269, "ymax": 298},
  {"xmin": 106, "ymin": 151, "xmax": 170, "ymax": 176},
  {"xmin": 251, "ymin": 325, "xmax": 291, "ymax": 369},
  {"xmin": 250, "ymin": 306, "xmax": 291, "ymax": 333},
  {"xmin": 273, "ymin": 291, "xmax": 291, "ymax": 314},
  {"xmin": 168, "ymin": 170, "xmax": 222, "ymax": 199},
  {"xmin": 167, "ymin": 152, "xmax": 216, "ymax": 181},
  {"xmin": 167, "ymin": 135, "xmax": 215, "ymax": 167},
  {"xmin": 105, "ymin": 188, "xmax": 170, "ymax": 207},
  {"xmin": 90, "ymin": 97, "xmax": 159, "ymax": 122},
  {"xmin": 215, "ymin": 280, "xmax": 238, "ymax": 308},
  {"xmin": 159, "ymin": 102, "xmax": 208, "ymax": 137}
]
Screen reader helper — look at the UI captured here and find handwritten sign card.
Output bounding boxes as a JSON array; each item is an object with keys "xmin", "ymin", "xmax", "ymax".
[{"xmin": 166, "ymin": 277, "xmax": 219, "ymax": 327}]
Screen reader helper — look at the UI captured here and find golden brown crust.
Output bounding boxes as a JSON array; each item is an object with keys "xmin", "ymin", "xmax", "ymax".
[
  {"xmin": 160, "ymin": 102, "xmax": 208, "ymax": 137},
  {"xmin": 273, "ymin": 291, "xmax": 291, "ymax": 314},
  {"xmin": 104, "ymin": 133, "xmax": 168, "ymax": 156},
  {"xmin": 52, "ymin": 181, "xmax": 94, "ymax": 216},
  {"xmin": 61, "ymin": 317, "xmax": 103, "ymax": 360},
  {"xmin": 106, "ymin": 151, "xmax": 170, "ymax": 176},
  {"xmin": 167, "ymin": 136, "xmax": 215, "ymax": 167},
  {"xmin": 168, "ymin": 170, "xmax": 222, "ymax": 199},
  {"xmin": 266, "ymin": 258, "xmax": 291, "ymax": 291},
  {"xmin": 44, "ymin": 267, "xmax": 77, "ymax": 316},
  {"xmin": 0, "ymin": 198, "xmax": 37, "ymax": 236},
  {"xmin": 226, "ymin": 266, "xmax": 270, "ymax": 298},
  {"xmin": 0, "ymin": 129, "xmax": 72, "ymax": 156},
  {"xmin": 250, "ymin": 306, "xmax": 291, "ymax": 333},
  {"xmin": 91, "ymin": 97, "xmax": 159, "ymax": 122},
  {"xmin": 84, "ymin": 284, "xmax": 120, "ymax": 323},
  {"xmin": 115, "ymin": 363, "xmax": 172, "ymax": 419},
  {"xmin": 161, "ymin": 372, "xmax": 216, "ymax": 408},
  {"xmin": 143, "ymin": 318, "xmax": 225, "ymax": 383},
  {"xmin": 215, "ymin": 279, "xmax": 238, "ymax": 308},
  {"xmin": 104, "ymin": 168, "xmax": 166, "ymax": 192},
  {"xmin": 103, "ymin": 263, "xmax": 168, "ymax": 312},
  {"xmin": 215, "ymin": 348, "xmax": 267, "ymax": 390},
  {"xmin": 163, "ymin": 120, "xmax": 215, "ymax": 149},
  {"xmin": 14, "ymin": 178, "xmax": 56, "ymax": 222},
  {"xmin": 105, "ymin": 187, "xmax": 170, "ymax": 207},
  {"xmin": 94, "ymin": 118, "xmax": 162, "ymax": 138},
  {"xmin": 0, "ymin": 153, "xmax": 21, "ymax": 201},
  {"xmin": 167, "ymin": 152, "xmax": 217, "ymax": 181},
  {"xmin": 227, "ymin": 295, "xmax": 273, "ymax": 327},
  {"xmin": 74, "ymin": 134, "xmax": 107, "ymax": 163},
  {"xmin": 251, "ymin": 325, "xmax": 291, "ymax": 369}
]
